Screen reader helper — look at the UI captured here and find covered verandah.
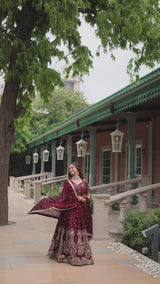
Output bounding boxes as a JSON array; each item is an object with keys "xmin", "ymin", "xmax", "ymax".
[{"xmin": 26, "ymin": 68, "xmax": 160, "ymax": 195}]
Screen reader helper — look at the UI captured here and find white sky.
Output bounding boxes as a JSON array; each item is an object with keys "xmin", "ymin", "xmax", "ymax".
[{"xmin": 78, "ymin": 19, "xmax": 160, "ymax": 104}]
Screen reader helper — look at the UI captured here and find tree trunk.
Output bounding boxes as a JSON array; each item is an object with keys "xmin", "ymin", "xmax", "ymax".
[
  {"xmin": 0, "ymin": 139, "xmax": 10, "ymax": 225},
  {"xmin": 0, "ymin": 81, "xmax": 19, "ymax": 225},
  {"xmin": 0, "ymin": 2, "xmax": 41, "ymax": 225}
]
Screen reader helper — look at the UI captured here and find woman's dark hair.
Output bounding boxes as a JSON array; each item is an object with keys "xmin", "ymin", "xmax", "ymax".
[{"xmin": 68, "ymin": 161, "xmax": 84, "ymax": 179}]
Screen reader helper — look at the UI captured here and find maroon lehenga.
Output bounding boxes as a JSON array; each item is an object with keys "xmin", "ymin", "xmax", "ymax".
[{"xmin": 29, "ymin": 179, "xmax": 94, "ymax": 266}]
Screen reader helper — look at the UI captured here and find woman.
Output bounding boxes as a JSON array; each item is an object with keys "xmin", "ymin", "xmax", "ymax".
[{"xmin": 29, "ymin": 162, "xmax": 94, "ymax": 266}]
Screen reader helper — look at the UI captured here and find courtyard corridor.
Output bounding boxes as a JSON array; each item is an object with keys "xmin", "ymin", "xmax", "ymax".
[{"xmin": 0, "ymin": 189, "xmax": 160, "ymax": 284}]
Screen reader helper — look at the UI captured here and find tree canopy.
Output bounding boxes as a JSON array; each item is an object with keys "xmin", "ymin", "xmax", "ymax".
[
  {"xmin": 0, "ymin": 1, "xmax": 160, "ymax": 113},
  {"xmin": 12, "ymin": 88, "xmax": 89, "ymax": 152}
]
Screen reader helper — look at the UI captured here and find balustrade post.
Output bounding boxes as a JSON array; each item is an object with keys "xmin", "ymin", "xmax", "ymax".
[
  {"xmin": 14, "ymin": 178, "xmax": 19, "ymax": 193},
  {"xmin": 24, "ymin": 180, "xmax": 31, "ymax": 199},
  {"xmin": 138, "ymin": 179, "xmax": 143, "ymax": 188},
  {"xmin": 107, "ymin": 187, "xmax": 114, "ymax": 213},
  {"xmin": 126, "ymin": 196, "xmax": 132, "ymax": 210},
  {"xmin": 20, "ymin": 180, "xmax": 24, "ymax": 191},
  {"xmin": 139, "ymin": 192, "xmax": 148, "ymax": 212},
  {"xmin": 107, "ymin": 186, "xmax": 114, "ymax": 195},
  {"xmin": 9, "ymin": 176, "xmax": 15, "ymax": 191},
  {"xmin": 118, "ymin": 198, "xmax": 128, "ymax": 232},
  {"xmin": 34, "ymin": 181, "xmax": 42, "ymax": 204},
  {"xmin": 92, "ymin": 194, "xmax": 111, "ymax": 240},
  {"xmin": 47, "ymin": 172, "xmax": 52, "ymax": 179},
  {"xmin": 126, "ymin": 183, "xmax": 132, "ymax": 191}
]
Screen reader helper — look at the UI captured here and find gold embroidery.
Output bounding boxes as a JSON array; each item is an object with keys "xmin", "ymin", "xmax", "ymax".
[{"xmin": 47, "ymin": 226, "xmax": 93, "ymax": 265}]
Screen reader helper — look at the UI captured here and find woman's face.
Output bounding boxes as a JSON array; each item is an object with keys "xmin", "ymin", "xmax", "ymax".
[{"xmin": 69, "ymin": 164, "xmax": 79, "ymax": 176}]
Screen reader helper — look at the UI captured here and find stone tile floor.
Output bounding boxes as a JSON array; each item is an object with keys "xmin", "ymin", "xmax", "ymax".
[{"xmin": 0, "ymin": 189, "xmax": 160, "ymax": 284}]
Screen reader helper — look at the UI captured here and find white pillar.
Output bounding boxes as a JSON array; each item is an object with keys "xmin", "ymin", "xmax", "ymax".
[
  {"xmin": 34, "ymin": 181, "xmax": 42, "ymax": 204},
  {"xmin": 14, "ymin": 178, "xmax": 19, "ymax": 193},
  {"xmin": 9, "ymin": 176, "xmax": 15, "ymax": 191},
  {"xmin": 24, "ymin": 180, "xmax": 31, "ymax": 199},
  {"xmin": 92, "ymin": 194, "xmax": 110, "ymax": 240}
]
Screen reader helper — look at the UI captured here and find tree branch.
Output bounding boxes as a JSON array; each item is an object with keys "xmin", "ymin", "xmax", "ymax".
[
  {"xmin": 0, "ymin": 26, "xmax": 14, "ymax": 41},
  {"xmin": 78, "ymin": 8, "xmax": 99, "ymax": 15},
  {"xmin": 15, "ymin": 103, "xmax": 25, "ymax": 118}
]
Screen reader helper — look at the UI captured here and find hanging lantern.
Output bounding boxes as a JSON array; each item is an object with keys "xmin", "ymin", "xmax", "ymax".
[
  {"xmin": 25, "ymin": 154, "xmax": 31, "ymax": 164},
  {"xmin": 76, "ymin": 133, "xmax": 87, "ymax": 157},
  {"xmin": 110, "ymin": 128, "xmax": 124, "ymax": 152},
  {"xmin": 56, "ymin": 141, "xmax": 65, "ymax": 160},
  {"xmin": 33, "ymin": 152, "xmax": 39, "ymax": 163},
  {"xmin": 43, "ymin": 148, "xmax": 49, "ymax": 162}
]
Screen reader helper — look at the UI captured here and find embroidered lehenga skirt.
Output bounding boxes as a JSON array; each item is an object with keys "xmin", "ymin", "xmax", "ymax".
[
  {"xmin": 29, "ymin": 179, "xmax": 94, "ymax": 266},
  {"xmin": 47, "ymin": 202, "xmax": 94, "ymax": 266}
]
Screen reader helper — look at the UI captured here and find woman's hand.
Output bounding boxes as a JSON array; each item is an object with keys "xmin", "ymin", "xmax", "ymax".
[
  {"xmin": 86, "ymin": 194, "xmax": 90, "ymax": 200},
  {"xmin": 77, "ymin": 196, "xmax": 85, "ymax": 202}
]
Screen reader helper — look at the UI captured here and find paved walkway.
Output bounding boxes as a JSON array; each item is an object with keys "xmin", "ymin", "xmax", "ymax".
[{"xmin": 0, "ymin": 190, "xmax": 160, "ymax": 284}]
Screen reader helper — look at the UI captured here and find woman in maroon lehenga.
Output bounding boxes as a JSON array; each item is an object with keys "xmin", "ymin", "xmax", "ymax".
[{"xmin": 29, "ymin": 162, "xmax": 94, "ymax": 266}]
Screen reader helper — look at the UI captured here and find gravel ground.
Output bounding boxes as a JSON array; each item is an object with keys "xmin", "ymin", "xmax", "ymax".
[{"xmin": 109, "ymin": 242, "xmax": 160, "ymax": 278}]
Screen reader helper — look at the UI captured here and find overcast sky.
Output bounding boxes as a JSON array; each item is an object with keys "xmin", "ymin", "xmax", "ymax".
[{"xmin": 78, "ymin": 18, "xmax": 160, "ymax": 104}]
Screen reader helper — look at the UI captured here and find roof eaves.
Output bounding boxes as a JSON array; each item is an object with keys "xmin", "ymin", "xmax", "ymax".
[{"xmin": 27, "ymin": 68, "xmax": 160, "ymax": 148}]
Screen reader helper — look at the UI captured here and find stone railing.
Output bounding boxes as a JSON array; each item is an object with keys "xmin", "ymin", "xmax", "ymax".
[
  {"xmin": 33, "ymin": 175, "xmax": 68, "ymax": 203},
  {"xmin": 9, "ymin": 173, "xmax": 68, "ymax": 203},
  {"xmin": 92, "ymin": 182, "xmax": 160, "ymax": 241},
  {"xmin": 10, "ymin": 173, "xmax": 156, "ymax": 242},
  {"xmin": 9, "ymin": 173, "xmax": 52, "ymax": 193},
  {"xmin": 90, "ymin": 176, "xmax": 143, "ymax": 195},
  {"xmin": 26, "ymin": 175, "xmax": 143, "ymax": 205},
  {"xmin": 90, "ymin": 176, "xmax": 143, "ymax": 241}
]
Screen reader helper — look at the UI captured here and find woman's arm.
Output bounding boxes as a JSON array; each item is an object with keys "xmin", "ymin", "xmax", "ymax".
[{"xmin": 85, "ymin": 180, "xmax": 91, "ymax": 200}]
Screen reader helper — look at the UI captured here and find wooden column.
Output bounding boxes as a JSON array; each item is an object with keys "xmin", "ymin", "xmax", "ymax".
[
  {"xmin": 67, "ymin": 135, "xmax": 72, "ymax": 169},
  {"xmin": 127, "ymin": 112, "xmax": 136, "ymax": 179},
  {"xmin": 89, "ymin": 127, "xmax": 96, "ymax": 186},
  {"xmin": 41, "ymin": 145, "xmax": 44, "ymax": 173},
  {"xmin": 51, "ymin": 141, "xmax": 56, "ymax": 177}
]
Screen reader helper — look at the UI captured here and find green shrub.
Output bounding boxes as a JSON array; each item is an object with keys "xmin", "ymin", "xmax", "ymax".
[
  {"xmin": 150, "ymin": 207, "xmax": 160, "ymax": 227},
  {"xmin": 48, "ymin": 183, "xmax": 60, "ymax": 198},
  {"xmin": 90, "ymin": 190, "xmax": 97, "ymax": 214},
  {"xmin": 112, "ymin": 201, "xmax": 120, "ymax": 211},
  {"xmin": 41, "ymin": 183, "xmax": 61, "ymax": 198},
  {"xmin": 122, "ymin": 208, "xmax": 160, "ymax": 257},
  {"xmin": 30, "ymin": 187, "xmax": 34, "ymax": 198},
  {"xmin": 122, "ymin": 210, "xmax": 153, "ymax": 253},
  {"xmin": 41, "ymin": 185, "xmax": 49, "ymax": 196},
  {"xmin": 90, "ymin": 195, "xmax": 93, "ymax": 214}
]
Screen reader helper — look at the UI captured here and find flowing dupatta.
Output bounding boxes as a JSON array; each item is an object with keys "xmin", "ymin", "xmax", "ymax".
[
  {"xmin": 28, "ymin": 180, "xmax": 78, "ymax": 219},
  {"xmin": 28, "ymin": 179, "xmax": 93, "ymax": 238}
]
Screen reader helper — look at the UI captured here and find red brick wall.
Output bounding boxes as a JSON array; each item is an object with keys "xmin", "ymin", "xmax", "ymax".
[
  {"xmin": 96, "ymin": 131, "xmax": 111, "ymax": 184},
  {"xmin": 153, "ymin": 117, "xmax": 160, "ymax": 187},
  {"xmin": 136, "ymin": 122, "xmax": 149, "ymax": 175},
  {"xmin": 71, "ymin": 118, "xmax": 160, "ymax": 196}
]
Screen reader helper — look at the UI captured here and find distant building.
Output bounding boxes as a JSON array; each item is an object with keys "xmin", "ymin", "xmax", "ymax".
[
  {"xmin": 62, "ymin": 78, "xmax": 80, "ymax": 92},
  {"xmin": 60, "ymin": 66, "xmax": 80, "ymax": 92}
]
